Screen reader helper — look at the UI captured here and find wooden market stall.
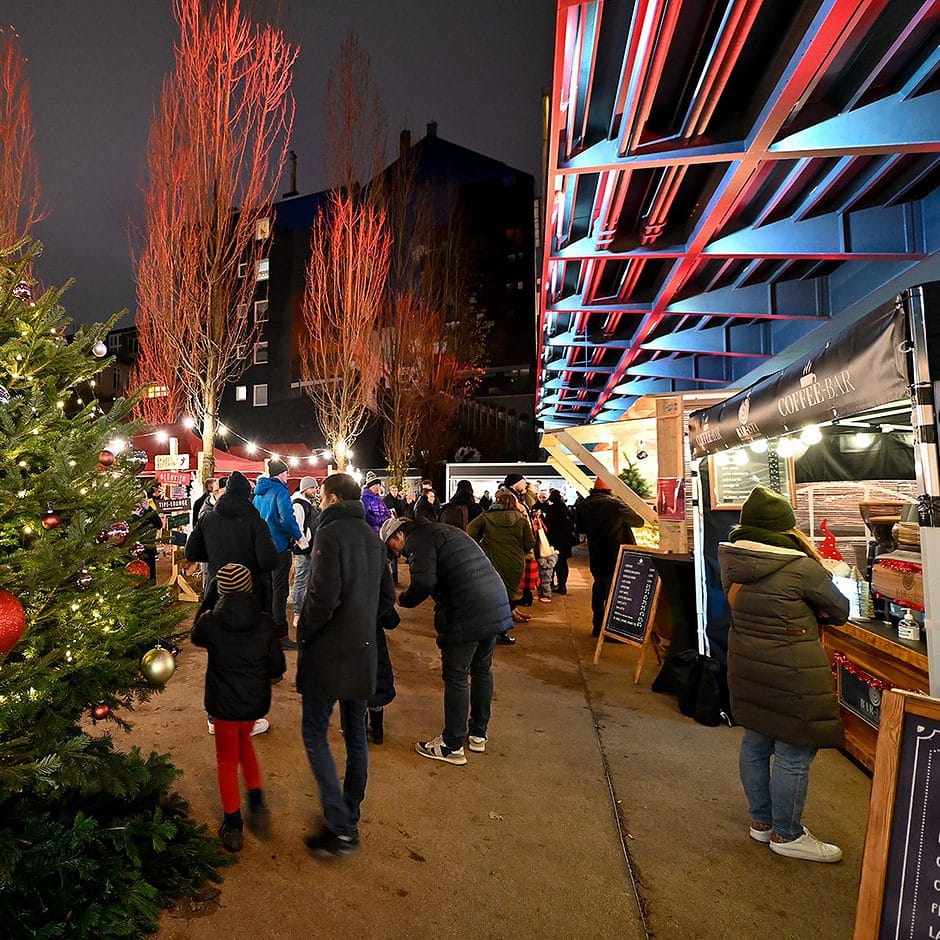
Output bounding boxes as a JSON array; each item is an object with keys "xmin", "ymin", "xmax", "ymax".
[{"xmin": 688, "ymin": 287, "xmax": 940, "ymax": 770}]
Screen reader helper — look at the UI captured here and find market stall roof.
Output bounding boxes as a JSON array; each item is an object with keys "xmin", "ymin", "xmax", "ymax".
[
  {"xmin": 131, "ymin": 425, "xmax": 265, "ymax": 476},
  {"xmin": 687, "ymin": 302, "xmax": 909, "ymax": 458},
  {"xmin": 537, "ymin": 0, "xmax": 940, "ymax": 429}
]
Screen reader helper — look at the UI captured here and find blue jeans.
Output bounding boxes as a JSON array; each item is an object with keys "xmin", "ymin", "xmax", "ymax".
[
  {"xmin": 440, "ymin": 636, "xmax": 497, "ymax": 751},
  {"xmin": 301, "ymin": 697, "xmax": 368, "ymax": 839},
  {"xmin": 739, "ymin": 729, "xmax": 817, "ymax": 841},
  {"xmin": 291, "ymin": 552, "xmax": 311, "ymax": 610}
]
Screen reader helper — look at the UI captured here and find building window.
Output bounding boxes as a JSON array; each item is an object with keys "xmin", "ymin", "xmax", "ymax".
[
  {"xmin": 253, "ymin": 341, "xmax": 268, "ymax": 364},
  {"xmin": 235, "ymin": 385, "xmax": 247, "ymax": 401},
  {"xmin": 236, "ymin": 303, "xmax": 249, "ymax": 324},
  {"xmin": 145, "ymin": 384, "xmax": 169, "ymax": 399},
  {"xmin": 237, "ymin": 261, "xmax": 249, "ymax": 278},
  {"xmin": 235, "ymin": 343, "xmax": 247, "ymax": 360},
  {"xmin": 255, "ymin": 217, "xmax": 270, "ymax": 240},
  {"xmin": 256, "ymin": 258, "xmax": 270, "ymax": 281},
  {"xmin": 253, "ymin": 384, "xmax": 268, "ymax": 406},
  {"xmin": 254, "ymin": 300, "xmax": 269, "ymax": 324}
]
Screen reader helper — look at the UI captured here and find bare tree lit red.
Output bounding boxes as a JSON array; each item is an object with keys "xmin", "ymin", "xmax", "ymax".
[{"xmin": 134, "ymin": 0, "xmax": 297, "ymax": 477}]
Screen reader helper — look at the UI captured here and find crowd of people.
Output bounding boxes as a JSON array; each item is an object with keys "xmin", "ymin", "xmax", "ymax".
[
  {"xmin": 182, "ymin": 462, "xmax": 846, "ymax": 868},
  {"xmin": 183, "ymin": 464, "xmax": 597, "ymax": 858}
]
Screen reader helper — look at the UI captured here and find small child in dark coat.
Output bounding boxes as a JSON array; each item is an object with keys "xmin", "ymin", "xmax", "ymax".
[{"xmin": 191, "ymin": 563, "xmax": 285, "ymax": 852}]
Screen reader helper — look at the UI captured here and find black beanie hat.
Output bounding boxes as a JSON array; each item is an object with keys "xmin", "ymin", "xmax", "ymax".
[
  {"xmin": 267, "ymin": 458, "xmax": 289, "ymax": 477},
  {"xmin": 225, "ymin": 471, "xmax": 251, "ymax": 499},
  {"xmin": 503, "ymin": 473, "xmax": 525, "ymax": 488},
  {"xmin": 740, "ymin": 485, "xmax": 795, "ymax": 532}
]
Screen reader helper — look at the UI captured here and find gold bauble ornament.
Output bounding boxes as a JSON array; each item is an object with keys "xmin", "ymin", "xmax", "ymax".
[{"xmin": 140, "ymin": 646, "xmax": 176, "ymax": 684}]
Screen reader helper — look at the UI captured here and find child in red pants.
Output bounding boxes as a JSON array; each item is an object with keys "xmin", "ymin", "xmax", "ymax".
[{"xmin": 191, "ymin": 563, "xmax": 285, "ymax": 851}]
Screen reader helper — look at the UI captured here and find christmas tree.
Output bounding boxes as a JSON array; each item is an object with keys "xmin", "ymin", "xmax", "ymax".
[{"xmin": 0, "ymin": 243, "xmax": 224, "ymax": 935}]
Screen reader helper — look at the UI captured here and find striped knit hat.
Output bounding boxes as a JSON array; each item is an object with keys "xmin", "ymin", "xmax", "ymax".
[{"xmin": 216, "ymin": 563, "xmax": 253, "ymax": 595}]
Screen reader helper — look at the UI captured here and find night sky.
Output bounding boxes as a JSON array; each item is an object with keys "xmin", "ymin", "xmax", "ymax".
[{"xmin": 8, "ymin": 1, "xmax": 554, "ymax": 325}]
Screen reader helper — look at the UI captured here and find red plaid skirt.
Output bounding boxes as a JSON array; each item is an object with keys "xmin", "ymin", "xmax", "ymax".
[{"xmin": 520, "ymin": 556, "xmax": 540, "ymax": 592}]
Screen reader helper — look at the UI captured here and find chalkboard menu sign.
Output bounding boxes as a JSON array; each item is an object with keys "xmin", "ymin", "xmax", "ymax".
[
  {"xmin": 600, "ymin": 548, "xmax": 660, "ymax": 646},
  {"xmin": 708, "ymin": 448, "xmax": 794, "ymax": 510},
  {"xmin": 855, "ymin": 691, "xmax": 940, "ymax": 939}
]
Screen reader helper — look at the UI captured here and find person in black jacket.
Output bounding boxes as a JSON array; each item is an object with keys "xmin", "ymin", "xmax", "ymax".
[
  {"xmin": 440, "ymin": 479, "xmax": 482, "ymax": 529},
  {"xmin": 576, "ymin": 478, "xmax": 645, "ymax": 636},
  {"xmin": 542, "ymin": 489, "xmax": 578, "ymax": 594},
  {"xmin": 185, "ymin": 471, "xmax": 278, "ymax": 603},
  {"xmin": 382, "ymin": 517, "xmax": 511, "ymax": 766},
  {"xmin": 414, "ymin": 489, "xmax": 441, "ymax": 523},
  {"xmin": 191, "ymin": 564, "xmax": 286, "ymax": 853},
  {"xmin": 297, "ymin": 473, "xmax": 396, "ymax": 859}
]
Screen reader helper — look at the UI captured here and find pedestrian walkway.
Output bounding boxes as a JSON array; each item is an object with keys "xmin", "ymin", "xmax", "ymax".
[{"xmin": 130, "ymin": 554, "xmax": 869, "ymax": 938}]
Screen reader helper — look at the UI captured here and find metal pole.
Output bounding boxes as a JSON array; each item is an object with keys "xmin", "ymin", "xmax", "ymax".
[{"xmin": 904, "ymin": 286, "xmax": 940, "ymax": 695}]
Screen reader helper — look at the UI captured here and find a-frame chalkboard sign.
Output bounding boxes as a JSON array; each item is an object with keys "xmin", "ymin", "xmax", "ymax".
[
  {"xmin": 593, "ymin": 546, "xmax": 663, "ymax": 682},
  {"xmin": 855, "ymin": 690, "xmax": 940, "ymax": 939}
]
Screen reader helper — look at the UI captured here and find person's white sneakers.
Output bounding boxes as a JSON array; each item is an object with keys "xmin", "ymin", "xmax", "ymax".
[
  {"xmin": 769, "ymin": 827, "xmax": 842, "ymax": 862},
  {"xmin": 415, "ymin": 735, "xmax": 467, "ymax": 765},
  {"xmin": 468, "ymin": 735, "xmax": 487, "ymax": 753},
  {"xmin": 207, "ymin": 718, "xmax": 215, "ymax": 736},
  {"xmin": 251, "ymin": 718, "xmax": 270, "ymax": 736},
  {"xmin": 749, "ymin": 824, "xmax": 772, "ymax": 844}
]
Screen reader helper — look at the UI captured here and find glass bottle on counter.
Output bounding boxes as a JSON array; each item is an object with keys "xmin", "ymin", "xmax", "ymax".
[{"xmin": 898, "ymin": 608, "xmax": 920, "ymax": 641}]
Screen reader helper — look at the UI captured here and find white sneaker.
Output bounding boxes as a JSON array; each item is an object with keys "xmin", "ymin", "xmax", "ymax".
[
  {"xmin": 207, "ymin": 718, "xmax": 215, "ymax": 735},
  {"xmin": 468, "ymin": 735, "xmax": 487, "ymax": 753},
  {"xmin": 415, "ymin": 735, "xmax": 467, "ymax": 765},
  {"xmin": 250, "ymin": 718, "xmax": 270, "ymax": 736},
  {"xmin": 769, "ymin": 827, "xmax": 842, "ymax": 863},
  {"xmin": 749, "ymin": 824, "xmax": 772, "ymax": 843}
]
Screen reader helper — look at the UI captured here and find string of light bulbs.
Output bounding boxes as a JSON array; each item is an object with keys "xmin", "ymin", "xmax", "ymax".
[{"xmin": 105, "ymin": 420, "xmax": 341, "ymax": 469}]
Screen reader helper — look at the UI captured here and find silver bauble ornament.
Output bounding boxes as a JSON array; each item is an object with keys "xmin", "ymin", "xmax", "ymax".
[
  {"xmin": 141, "ymin": 646, "xmax": 176, "ymax": 684},
  {"xmin": 92, "ymin": 340, "xmax": 108, "ymax": 358}
]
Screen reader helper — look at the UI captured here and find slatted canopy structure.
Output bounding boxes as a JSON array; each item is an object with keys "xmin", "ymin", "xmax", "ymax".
[{"xmin": 537, "ymin": 0, "xmax": 940, "ymax": 429}]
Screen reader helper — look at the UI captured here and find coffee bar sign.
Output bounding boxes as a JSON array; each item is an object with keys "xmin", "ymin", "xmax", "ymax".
[{"xmin": 689, "ymin": 305, "xmax": 909, "ymax": 459}]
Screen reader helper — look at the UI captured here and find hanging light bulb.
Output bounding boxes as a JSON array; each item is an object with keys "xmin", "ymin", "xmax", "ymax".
[
  {"xmin": 750, "ymin": 439, "xmax": 768, "ymax": 454},
  {"xmin": 155, "ymin": 430, "xmax": 168, "ymax": 444},
  {"xmin": 247, "ymin": 442, "xmax": 257, "ymax": 454},
  {"xmin": 733, "ymin": 450, "xmax": 749, "ymax": 467},
  {"xmin": 853, "ymin": 432, "xmax": 874, "ymax": 448},
  {"xmin": 777, "ymin": 438, "xmax": 797, "ymax": 458},
  {"xmin": 799, "ymin": 425, "xmax": 822, "ymax": 446},
  {"xmin": 182, "ymin": 416, "xmax": 195, "ymax": 429},
  {"xmin": 217, "ymin": 424, "xmax": 228, "ymax": 436},
  {"xmin": 323, "ymin": 450, "xmax": 333, "ymax": 462},
  {"xmin": 715, "ymin": 452, "xmax": 730, "ymax": 466}
]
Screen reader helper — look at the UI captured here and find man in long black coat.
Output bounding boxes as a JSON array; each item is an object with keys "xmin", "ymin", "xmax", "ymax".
[
  {"xmin": 576, "ymin": 478, "xmax": 645, "ymax": 637},
  {"xmin": 383, "ymin": 518, "xmax": 511, "ymax": 766},
  {"xmin": 297, "ymin": 473, "xmax": 395, "ymax": 859}
]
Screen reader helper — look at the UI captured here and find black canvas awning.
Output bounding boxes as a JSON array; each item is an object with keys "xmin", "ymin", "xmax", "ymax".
[{"xmin": 688, "ymin": 303, "xmax": 909, "ymax": 459}]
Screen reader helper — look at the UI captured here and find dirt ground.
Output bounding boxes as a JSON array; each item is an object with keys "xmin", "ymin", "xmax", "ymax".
[{"xmin": 118, "ymin": 552, "xmax": 870, "ymax": 939}]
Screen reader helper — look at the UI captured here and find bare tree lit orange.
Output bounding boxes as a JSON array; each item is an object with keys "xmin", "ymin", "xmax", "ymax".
[
  {"xmin": 0, "ymin": 24, "xmax": 42, "ymax": 246},
  {"xmin": 135, "ymin": 0, "xmax": 297, "ymax": 478}
]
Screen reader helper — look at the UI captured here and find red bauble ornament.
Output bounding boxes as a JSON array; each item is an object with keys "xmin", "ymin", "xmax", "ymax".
[
  {"xmin": 91, "ymin": 702, "xmax": 111, "ymax": 721},
  {"xmin": 97, "ymin": 449, "xmax": 115, "ymax": 467},
  {"xmin": 41, "ymin": 512, "xmax": 60, "ymax": 530},
  {"xmin": 97, "ymin": 521, "xmax": 130, "ymax": 546},
  {"xmin": 124, "ymin": 560, "xmax": 150, "ymax": 581},
  {"xmin": 0, "ymin": 588, "xmax": 26, "ymax": 655},
  {"xmin": 77, "ymin": 569, "xmax": 93, "ymax": 589}
]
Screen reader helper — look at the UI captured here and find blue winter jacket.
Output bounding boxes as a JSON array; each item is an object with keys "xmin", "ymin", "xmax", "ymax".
[{"xmin": 253, "ymin": 476, "xmax": 303, "ymax": 552}]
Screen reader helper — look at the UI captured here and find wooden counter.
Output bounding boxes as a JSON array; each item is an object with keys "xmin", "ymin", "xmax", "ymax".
[{"xmin": 821, "ymin": 619, "xmax": 929, "ymax": 771}]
